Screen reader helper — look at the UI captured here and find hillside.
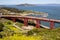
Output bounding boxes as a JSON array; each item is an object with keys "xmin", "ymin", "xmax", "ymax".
[
  {"xmin": 0, "ymin": 7, "xmax": 60, "ymax": 40},
  {"xmin": 0, "ymin": 18, "xmax": 60, "ymax": 40},
  {"xmin": 17, "ymin": 3, "xmax": 35, "ymax": 6},
  {"xmin": 0, "ymin": 7, "xmax": 48, "ymax": 17}
]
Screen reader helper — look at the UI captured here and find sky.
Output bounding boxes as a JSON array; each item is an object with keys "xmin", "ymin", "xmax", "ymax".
[{"xmin": 0, "ymin": 0, "xmax": 60, "ymax": 5}]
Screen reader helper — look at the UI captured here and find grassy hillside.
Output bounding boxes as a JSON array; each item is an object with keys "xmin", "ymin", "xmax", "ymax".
[{"xmin": 0, "ymin": 18, "xmax": 60, "ymax": 40}]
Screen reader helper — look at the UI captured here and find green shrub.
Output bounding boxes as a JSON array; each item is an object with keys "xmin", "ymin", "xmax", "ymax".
[
  {"xmin": 6, "ymin": 21, "xmax": 11, "ymax": 24},
  {"xmin": 26, "ymin": 28, "xmax": 40, "ymax": 36},
  {"xmin": 27, "ymin": 30, "xmax": 34, "ymax": 35},
  {"xmin": 15, "ymin": 22, "xmax": 23, "ymax": 27},
  {"xmin": 0, "ymin": 22, "xmax": 4, "ymax": 31}
]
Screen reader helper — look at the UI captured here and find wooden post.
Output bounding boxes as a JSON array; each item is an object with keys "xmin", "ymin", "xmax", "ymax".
[
  {"xmin": 24, "ymin": 18, "xmax": 28, "ymax": 26},
  {"xmin": 36, "ymin": 19, "xmax": 40, "ymax": 28},
  {"xmin": 50, "ymin": 21, "xmax": 54, "ymax": 29}
]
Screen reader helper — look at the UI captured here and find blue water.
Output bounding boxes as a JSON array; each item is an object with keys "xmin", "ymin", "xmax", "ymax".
[{"xmin": 0, "ymin": 5, "xmax": 60, "ymax": 28}]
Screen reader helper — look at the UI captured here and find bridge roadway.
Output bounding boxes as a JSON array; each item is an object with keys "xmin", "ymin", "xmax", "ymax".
[
  {"xmin": 1, "ymin": 15, "xmax": 60, "ymax": 29},
  {"xmin": 1, "ymin": 15, "xmax": 60, "ymax": 22}
]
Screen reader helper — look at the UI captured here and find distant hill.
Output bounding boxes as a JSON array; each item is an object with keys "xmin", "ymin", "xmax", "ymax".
[
  {"xmin": 17, "ymin": 4, "xmax": 36, "ymax": 6},
  {"xmin": 17, "ymin": 4, "xmax": 60, "ymax": 6}
]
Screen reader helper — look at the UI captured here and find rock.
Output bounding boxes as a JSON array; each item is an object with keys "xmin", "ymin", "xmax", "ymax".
[
  {"xmin": 33, "ymin": 33, "xmax": 37, "ymax": 36},
  {"xmin": 22, "ymin": 26, "xmax": 34, "ymax": 30}
]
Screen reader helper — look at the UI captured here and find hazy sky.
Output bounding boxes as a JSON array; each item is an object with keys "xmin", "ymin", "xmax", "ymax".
[{"xmin": 0, "ymin": 0, "xmax": 60, "ymax": 5}]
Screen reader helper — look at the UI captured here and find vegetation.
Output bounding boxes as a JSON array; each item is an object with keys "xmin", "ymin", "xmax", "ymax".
[
  {"xmin": 0, "ymin": 34, "xmax": 42, "ymax": 40},
  {"xmin": 0, "ymin": 7, "xmax": 26, "ymax": 13},
  {"xmin": 15, "ymin": 22, "xmax": 23, "ymax": 28},
  {"xmin": 0, "ymin": 22, "xmax": 4, "ymax": 31},
  {"xmin": 0, "ymin": 18, "xmax": 60, "ymax": 40},
  {"xmin": 0, "ymin": 18, "xmax": 42, "ymax": 40}
]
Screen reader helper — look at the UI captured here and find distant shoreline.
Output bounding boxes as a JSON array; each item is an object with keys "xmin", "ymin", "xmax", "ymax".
[{"xmin": 0, "ymin": 7, "xmax": 48, "ymax": 17}]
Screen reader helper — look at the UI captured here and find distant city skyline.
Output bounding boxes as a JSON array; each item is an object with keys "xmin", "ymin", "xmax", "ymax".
[{"xmin": 0, "ymin": 0, "xmax": 60, "ymax": 5}]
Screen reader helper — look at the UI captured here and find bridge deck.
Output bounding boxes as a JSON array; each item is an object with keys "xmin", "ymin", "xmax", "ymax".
[{"xmin": 1, "ymin": 15, "xmax": 60, "ymax": 23}]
